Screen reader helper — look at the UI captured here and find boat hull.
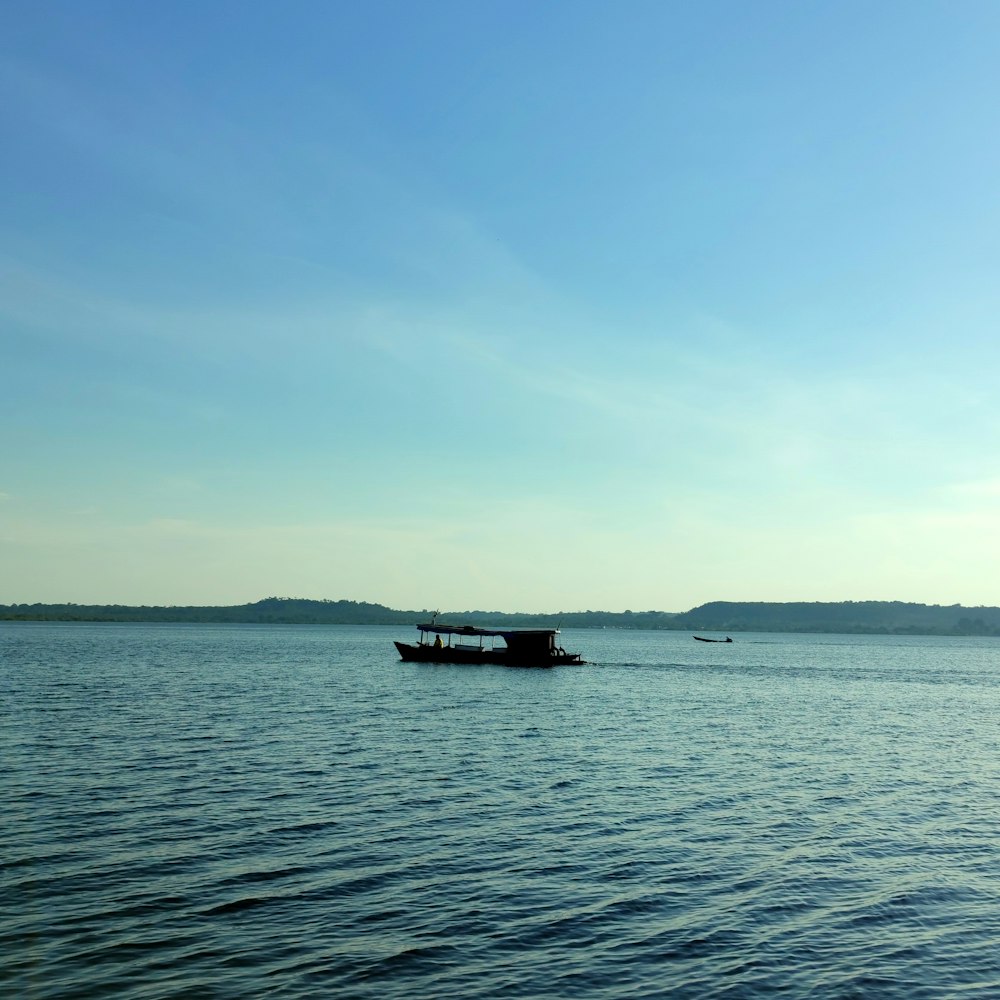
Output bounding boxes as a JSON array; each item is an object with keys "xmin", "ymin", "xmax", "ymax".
[{"xmin": 394, "ymin": 641, "xmax": 583, "ymax": 667}]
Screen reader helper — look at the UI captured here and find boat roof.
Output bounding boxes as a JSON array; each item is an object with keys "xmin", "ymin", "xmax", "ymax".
[{"xmin": 417, "ymin": 622, "xmax": 559, "ymax": 637}]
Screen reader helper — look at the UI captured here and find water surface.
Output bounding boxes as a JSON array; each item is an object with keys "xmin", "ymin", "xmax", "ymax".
[{"xmin": 3, "ymin": 623, "xmax": 999, "ymax": 997}]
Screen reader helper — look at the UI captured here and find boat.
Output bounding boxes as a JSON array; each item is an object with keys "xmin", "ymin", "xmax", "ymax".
[
  {"xmin": 693, "ymin": 635, "xmax": 733, "ymax": 643},
  {"xmin": 394, "ymin": 621, "xmax": 585, "ymax": 667}
]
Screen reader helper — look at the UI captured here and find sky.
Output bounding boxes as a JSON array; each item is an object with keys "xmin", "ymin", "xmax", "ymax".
[{"xmin": 3, "ymin": 0, "xmax": 1000, "ymax": 612}]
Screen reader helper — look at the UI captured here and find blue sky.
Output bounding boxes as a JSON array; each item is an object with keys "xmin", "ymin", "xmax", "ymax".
[{"xmin": 3, "ymin": 0, "xmax": 1000, "ymax": 611}]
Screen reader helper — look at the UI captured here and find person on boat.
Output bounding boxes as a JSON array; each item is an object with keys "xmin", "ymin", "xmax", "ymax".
[{"xmin": 433, "ymin": 634, "xmax": 443, "ymax": 649}]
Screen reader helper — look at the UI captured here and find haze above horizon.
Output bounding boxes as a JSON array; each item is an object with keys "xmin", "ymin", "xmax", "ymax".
[{"xmin": 4, "ymin": 1, "xmax": 1000, "ymax": 611}]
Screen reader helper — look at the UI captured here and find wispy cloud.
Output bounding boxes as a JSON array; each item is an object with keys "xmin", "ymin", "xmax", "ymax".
[{"xmin": 945, "ymin": 476, "xmax": 1000, "ymax": 500}]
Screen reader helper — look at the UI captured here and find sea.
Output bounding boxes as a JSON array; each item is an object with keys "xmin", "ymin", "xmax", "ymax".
[{"xmin": 3, "ymin": 622, "xmax": 1000, "ymax": 999}]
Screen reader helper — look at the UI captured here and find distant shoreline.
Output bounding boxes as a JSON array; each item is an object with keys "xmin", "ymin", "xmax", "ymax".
[{"xmin": 2, "ymin": 597, "xmax": 1000, "ymax": 636}]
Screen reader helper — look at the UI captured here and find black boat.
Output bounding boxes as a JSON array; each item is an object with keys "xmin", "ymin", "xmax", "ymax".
[
  {"xmin": 394, "ymin": 621, "xmax": 584, "ymax": 667},
  {"xmin": 693, "ymin": 635, "xmax": 733, "ymax": 643}
]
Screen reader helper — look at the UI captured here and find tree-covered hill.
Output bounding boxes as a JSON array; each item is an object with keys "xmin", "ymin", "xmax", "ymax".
[
  {"xmin": 671, "ymin": 600, "xmax": 1000, "ymax": 635},
  {"xmin": 0, "ymin": 598, "xmax": 417, "ymax": 625}
]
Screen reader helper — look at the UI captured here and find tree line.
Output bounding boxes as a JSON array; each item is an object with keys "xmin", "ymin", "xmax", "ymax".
[{"xmin": 3, "ymin": 597, "xmax": 1000, "ymax": 635}]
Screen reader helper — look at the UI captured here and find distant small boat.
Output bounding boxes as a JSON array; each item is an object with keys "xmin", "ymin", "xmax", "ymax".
[{"xmin": 693, "ymin": 635, "xmax": 733, "ymax": 643}]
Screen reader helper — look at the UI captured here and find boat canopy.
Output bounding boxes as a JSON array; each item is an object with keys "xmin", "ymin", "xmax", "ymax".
[{"xmin": 416, "ymin": 622, "xmax": 559, "ymax": 638}]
